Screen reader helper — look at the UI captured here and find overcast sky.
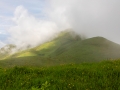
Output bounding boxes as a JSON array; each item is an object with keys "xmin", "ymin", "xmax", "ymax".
[{"xmin": 0, "ymin": 0, "xmax": 120, "ymax": 48}]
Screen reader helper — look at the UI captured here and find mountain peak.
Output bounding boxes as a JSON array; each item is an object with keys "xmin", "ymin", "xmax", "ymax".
[{"xmin": 1, "ymin": 31, "xmax": 120, "ymax": 67}]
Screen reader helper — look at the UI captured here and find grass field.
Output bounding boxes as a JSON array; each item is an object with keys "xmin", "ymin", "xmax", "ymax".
[{"xmin": 0, "ymin": 60, "xmax": 120, "ymax": 90}]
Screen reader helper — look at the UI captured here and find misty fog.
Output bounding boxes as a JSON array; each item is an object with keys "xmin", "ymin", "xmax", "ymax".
[{"xmin": 1, "ymin": 0, "xmax": 120, "ymax": 50}]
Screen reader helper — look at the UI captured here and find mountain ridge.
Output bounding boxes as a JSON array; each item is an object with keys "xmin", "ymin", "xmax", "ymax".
[{"xmin": 0, "ymin": 30, "xmax": 120, "ymax": 67}]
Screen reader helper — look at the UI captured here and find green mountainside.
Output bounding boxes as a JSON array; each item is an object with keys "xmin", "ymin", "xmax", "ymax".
[{"xmin": 0, "ymin": 30, "xmax": 120, "ymax": 67}]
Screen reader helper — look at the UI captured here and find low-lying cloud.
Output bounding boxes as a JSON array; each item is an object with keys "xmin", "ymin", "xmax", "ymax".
[
  {"xmin": 0, "ymin": 40, "xmax": 5, "ymax": 47},
  {"xmin": 8, "ymin": 5, "xmax": 60, "ymax": 49},
  {"xmin": 2, "ymin": 0, "xmax": 120, "ymax": 50},
  {"xmin": 49, "ymin": 0, "xmax": 120, "ymax": 43}
]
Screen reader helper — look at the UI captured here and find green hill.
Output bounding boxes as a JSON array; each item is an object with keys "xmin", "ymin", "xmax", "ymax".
[{"xmin": 0, "ymin": 30, "xmax": 120, "ymax": 67}]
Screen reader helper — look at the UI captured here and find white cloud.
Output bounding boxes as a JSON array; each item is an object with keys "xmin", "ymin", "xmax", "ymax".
[
  {"xmin": 1, "ymin": 0, "xmax": 120, "ymax": 50},
  {"xmin": 49, "ymin": 0, "xmax": 120, "ymax": 44},
  {"xmin": 0, "ymin": 40, "xmax": 5, "ymax": 48},
  {"xmin": 8, "ymin": 5, "xmax": 59, "ymax": 49},
  {"xmin": 0, "ymin": 31, "xmax": 5, "ymax": 34}
]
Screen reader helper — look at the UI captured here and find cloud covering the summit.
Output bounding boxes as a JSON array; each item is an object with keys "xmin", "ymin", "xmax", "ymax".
[{"xmin": 0, "ymin": 0, "xmax": 120, "ymax": 48}]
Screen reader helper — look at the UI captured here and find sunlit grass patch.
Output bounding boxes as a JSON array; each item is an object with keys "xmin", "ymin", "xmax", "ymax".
[
  {"xmin": 17, "ymin": 52, "xmax": 37, "ymax": 57},
  {"xmin": 35, "ymin": 41, "xmax": 56, "ymax": 51}
]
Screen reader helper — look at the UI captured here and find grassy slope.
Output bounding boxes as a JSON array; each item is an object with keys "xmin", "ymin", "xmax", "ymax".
[
  {"xmin": 1, "ymin": 31, "xmax": 120, "ymax": 67},
  {"xmin": 0, "ymin": 60, "xmax": 120, "ymax": 90}
]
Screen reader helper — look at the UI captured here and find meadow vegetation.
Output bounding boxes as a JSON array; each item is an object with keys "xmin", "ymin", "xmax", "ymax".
[{"xmin": 0, "ymin": 60, "xmax": 120, "ymax": 90}]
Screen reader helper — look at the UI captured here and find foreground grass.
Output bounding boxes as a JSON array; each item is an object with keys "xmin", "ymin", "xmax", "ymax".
[{"xmin": 0, "ymin": 60, "xmax": 120, "ymax": 90}]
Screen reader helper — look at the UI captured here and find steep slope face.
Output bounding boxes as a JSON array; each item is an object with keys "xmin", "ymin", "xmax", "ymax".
[{"xmin": 0, "ymin": 31, "xmax": 120, "ymax": 67}]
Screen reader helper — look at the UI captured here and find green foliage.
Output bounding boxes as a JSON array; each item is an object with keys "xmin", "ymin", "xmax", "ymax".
[
  {"xmin": 31, "ymin": 81, "xmax": 50, "ymax": 90},
  {"xmin": 0, "ymin": 60, "xmax": 120, "ymax": 90},
  {"xmin": 40, "ymin": 81, "xmax": 50, "ymax": 90},
  {"xmin": 31, "ymin": 87, "xmax": 39, "ymax": 90}
]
